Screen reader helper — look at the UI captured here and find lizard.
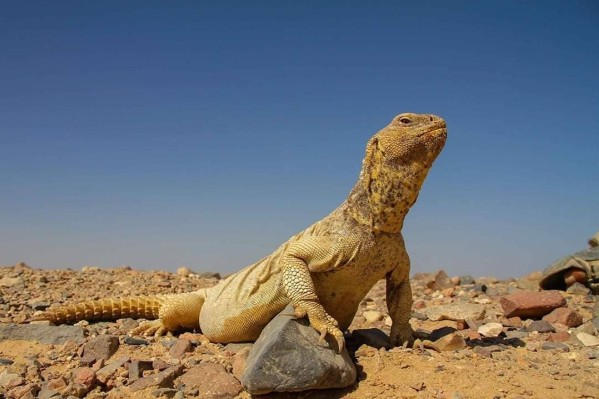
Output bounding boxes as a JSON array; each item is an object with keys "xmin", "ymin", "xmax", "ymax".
[{"xmin": 35, "ymin": 112, "xmax": 447, "ymax": 351}]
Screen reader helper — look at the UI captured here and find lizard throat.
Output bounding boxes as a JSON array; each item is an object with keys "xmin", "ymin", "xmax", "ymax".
[{"xmin": 346, "ymin": 162, "xmax": 430, "ymax": 234}]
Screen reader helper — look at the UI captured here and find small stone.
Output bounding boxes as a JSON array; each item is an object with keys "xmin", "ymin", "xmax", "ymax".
[
  {"xmin": 505, "ymin": 317, "xmax": 523, "ymax": 328},
  {"xmin": 458, "ymin": 275, "xmax": 475, "ymax": 285},
  {"xmin": 196, "ymin": 271, "xmax": 222, "ymax": 279},
  {"xmin": 44, "ymin": 377, "xmax": 68, "ymax": 391},
  {"xmin": 224, "ymin": 343, "xmax": 253, "ymax": 353},
  {"xmin": 425, "ymin": 303, "xmax": 486, "ymax": 322},
  {"xmin": 463, "ymin": 329, "xmax": 481, "ymax": 340},
  {"xmin": 433, "ymin": 332, "xmax": 467, "ymax": 351},
  {"xmin": 355, "ymin": 344, "xmax": 377, "ymax": 357},
  {"xmin": 169, "ymin": 338, "xmax": 192, "ymax": 359},
  {"xmin": 96, "ymin": 356, "xmax": 129, "ymax": 384},
  {"xmin": 566, "ymin": 282, "xmax": 591, "ymax": 295},
  {"xmin": 426, "ymin": 270, "xmax": 455, "ymax": 291},
  {"xmin": 176, "ymin": 266, "xmax": 192, "ymax": 276},
  {"xmin": 593, "ymin": 302, "xmax": 599, "ymax": 331},
  {"xmin": 37, "ymin": 387, "xmax": 61, "ymax": 399},
  {"xmin": 72, "ymin": 367, "xmax": 95, "ymax": 388},
  {"xmin": 542, "ymin": 307, "xmax": 583, "ymax": 328},
  {"xmin": 363, "ymin": 310, "xmax": 384, "ymax": 323},
  {"xmin": 241, "ymin": 306, "xmax": 356, "ymax": 394},
  {"xmin": 7, "ymin": 383, "xmax": 40, "ymax": 399},
  {"xmin": 152, "ymin": 388, "xmax": 180, "ymax": 398},
  {"xmin": 153, "ymin": 358, "xmax": 170, "ymax": 371},
  {"xmin": 28, "ymin": 301, "xmax": 51, "ymax": 311},
  {"xmin": 128, "ymin": 365, "xmax": 184, "ymax": 392},
  {"xmin": 63, "ymin": 382, "xmax": 88, "ymax": 398},
  {"xmin": 549, "ymin": 331, "xmax": 570, "ymax": 342},
  {"xmin": 410, "ymin": 381, "xmax": 426, "ymax": 391},
  {"xmin": 499, "ymin": 290, "xmax": 566, "ymax": 319},
  {"xmin": 0, "ymin": 372, "xmax": 24, "ymax": 389},
  {"xmin": 477, "ymin": 322, "xmax": 504, "ymax": 337},
  {"xmin": 0, "ymin": 276, "xmax": 24, "ymax": 288},
  {"xmin": 124, "ymin": 336, "xmax": 149, "ymax": 346},
  {"xmin": 456, "ymin": 320, "xmax": 467, "ymax": 330},
  {"xmin": 541, "ymin": 342, "xmax": 569, "ymax": 351},
  {"xmin": 505, "ymin": 330, "xmax": 528, "ymax": 340},
  {"xmin": 129, "ymin": 359, "xmax": 153, "ymax": 382},
  {"xmin": 473, "ymin": 345, "xmax": 501, "ymax": 358},
  {"xmin": 527, "ymin": 320, "xmax": 556, "ymax": 333},
  {"xmin": 81, "ymin": 335, "xmax": 119, "ymax": 363},
  {"xmin": 177, "ymin": 364, "xmax": 243, "ymax": 398},
  {"xmin": 466, "ymin": 284, "xmax": 487, "ymax": 293},
  {"xmin": 232, "ymin": 347, "xmax": 251, "ymax": 381},
  {"xmin": 0, "ymin": 358, "xmax": 14, "ymax": 365},
  {"xmin": 575, "ymin": 332, "xmax": 599, "ymax": 347}
]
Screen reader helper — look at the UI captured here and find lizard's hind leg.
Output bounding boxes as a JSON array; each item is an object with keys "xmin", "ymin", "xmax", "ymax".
[{"xmin": 130, "ymin": 289, "xmax": 207, "ymax": 337}]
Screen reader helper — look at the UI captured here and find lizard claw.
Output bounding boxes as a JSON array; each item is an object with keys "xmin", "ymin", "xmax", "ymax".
[
  {"xmin": 390, "ymin": 325, "xmax": 415, "ymax": 347},
  {"xmin": 294, "ymin": 301, "xmax": 345, "ymax": 353},
  {"xmin": 130, "ymin": 320, "xmax": 170, "ymax": 337}
]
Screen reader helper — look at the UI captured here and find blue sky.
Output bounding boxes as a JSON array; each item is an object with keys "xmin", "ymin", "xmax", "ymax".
[{"xmin": 1, "ymin": 1, "xmax": 598, "ymax": 278}]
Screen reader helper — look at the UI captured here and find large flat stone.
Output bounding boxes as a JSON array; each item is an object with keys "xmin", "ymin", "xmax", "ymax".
[
  {"xmin": 0, "ymin": 323, "xmax": 85, "ymax": 345},
  {"xmin": 241, "ymin": 306, "xmax": 356, "ymax": 395}
]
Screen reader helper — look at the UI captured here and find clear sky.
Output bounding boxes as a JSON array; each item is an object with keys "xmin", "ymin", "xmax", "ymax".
[{"xmin": 1, "ymin": 1, "xmax": 598, "ymax": 278}]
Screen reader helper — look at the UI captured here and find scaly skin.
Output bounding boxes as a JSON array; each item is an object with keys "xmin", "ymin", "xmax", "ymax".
[{"xmin": 37, "ymin": 113, "xmax": 447, "ymax": 351}]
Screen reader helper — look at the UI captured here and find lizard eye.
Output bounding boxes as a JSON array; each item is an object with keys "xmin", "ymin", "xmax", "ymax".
[{"xmin": 398, "ymin": 117, "xmax": 412, "ymax": 125}]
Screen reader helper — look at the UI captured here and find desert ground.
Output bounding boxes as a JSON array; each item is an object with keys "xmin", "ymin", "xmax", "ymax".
[{"xmin": 0, "ymin": 263, "xmax": 598, "ymax": 399}]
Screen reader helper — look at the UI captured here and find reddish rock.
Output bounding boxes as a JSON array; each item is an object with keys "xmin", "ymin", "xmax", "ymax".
[
  {"xmin": 177, "ymin": 363, "xmax": 243, "ymax": 398},
  {"xmin": 96, "ymin": 356, "xmax": 130, "ymax": 384},
  {"xmin": 7, "ymin": 383, "xmax": 39, "ymax": 399},
  {"xmin": 426, "ymin": 270, "xmax": 455, "ymax": 291},
  {"xmin": 152, "ymin": 358, "xmax": 170, "ymax": 371},
  {"xmin": 499, "ymin": 291, "xmax": 566, "ymax": 319},
  {"xmin": 526, "ymin": 320, "xmax": 556, "ymax": 333},
  {"xmin": 72, "ymin": 367, "xmax": 96, "ymax": 388},
  {"xmin": 81, "ymin": 335, "xmax": 119, "ymax": 364},
  {"xmin": 456, "ymin": 320, "xmax": 467, "ymax": 330},
  {"xmin": 542, "ymin": 307, "xmax": 583, "ymax": 328},
  {"xmin": 232, "ymin": 347, "xmax": 251, "ymax": 381},
  {"xmin": 129, "ymin": 359, "xmax": 153, "ymax": 382},
  {"xmin": 506, "ymin": 317, "xmax": 523, "ymax": 328},
  {"xmin": 45, "ymin": 377, "xmax": 68, "ymax": 391},
  {"xmin": 463, "ymin": 329, "xmax": 481, "ymax": 340},
  {"xmin": 549, "ymin": 331, "xmax": 570, "ymax": 342},
  {"xmin": 128, "ymin": 365, "xmax": 184, "ymax": 392},
  {"xmin": 169, "ymin": 338, "xmax": 193, "ymax": 359},
  {"xmin": 433, "ymin": 332, "xmax": 467, "ymax": 351}
]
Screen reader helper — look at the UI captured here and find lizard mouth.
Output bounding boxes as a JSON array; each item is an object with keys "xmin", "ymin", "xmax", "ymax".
[{"xmin": 419, "ymin": 127, "xmax": 447, "ymax": 137}]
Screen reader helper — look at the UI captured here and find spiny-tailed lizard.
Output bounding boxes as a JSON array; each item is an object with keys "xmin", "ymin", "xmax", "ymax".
[{"xmin": 36, "ymin": 113, "xmax": 447, "ymax": 351}]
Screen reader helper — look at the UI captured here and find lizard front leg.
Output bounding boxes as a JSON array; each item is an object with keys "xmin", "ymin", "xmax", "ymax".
[
  {"xmin": 281, "ymin": 236, "xmax": 354, "ymax": 352},
  {"xmin": 386, "ymin": 249, "xmax": 414, "ymax": 347}
]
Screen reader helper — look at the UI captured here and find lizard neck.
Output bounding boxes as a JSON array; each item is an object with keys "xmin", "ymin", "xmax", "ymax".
[{"xmin": 346, "ymin": 161, "xmax": 432, "ymax": 234}]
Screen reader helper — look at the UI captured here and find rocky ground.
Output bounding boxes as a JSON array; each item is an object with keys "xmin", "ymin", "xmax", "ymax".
[{"xmin": 0, "ymin": 263, "xmax": 598, "ymax": 399}]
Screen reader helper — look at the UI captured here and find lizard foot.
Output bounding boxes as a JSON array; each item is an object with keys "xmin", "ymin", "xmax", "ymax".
[
  {"xmin": 130, "ymin": 320, "xmax": 170, "ymax": 337},
  {"xmin": 390, "ymin": 325, "xmax": 415, "ymax": 348},
  {"xmin": 294, "ymin": 300, "xmax": 345, "ymax": 352}
]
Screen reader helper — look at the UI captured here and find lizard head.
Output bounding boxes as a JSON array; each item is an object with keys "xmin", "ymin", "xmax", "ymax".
[
  {"xmin": 348, "ymin": 113, "xmax": 447, "ymax": 233},
  {"xmin": 370, "ymin": 113, "xmax": 447, "ymax": 168}
]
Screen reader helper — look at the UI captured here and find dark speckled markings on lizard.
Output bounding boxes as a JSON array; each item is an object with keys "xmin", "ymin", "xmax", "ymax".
[{"xmin": 35, "ymin": 113, "xmax": 447, "ymax": 352}]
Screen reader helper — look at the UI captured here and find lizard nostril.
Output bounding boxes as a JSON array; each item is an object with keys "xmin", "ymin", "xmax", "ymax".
[{"xmin": 429, "ymin": 116, "xmax": 434, "ymax": 122}]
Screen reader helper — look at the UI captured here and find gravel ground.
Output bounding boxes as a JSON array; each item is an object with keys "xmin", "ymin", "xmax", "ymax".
[{"xmin": 0, "ymin": 263, "xmax": 598, "ymax": 399}]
